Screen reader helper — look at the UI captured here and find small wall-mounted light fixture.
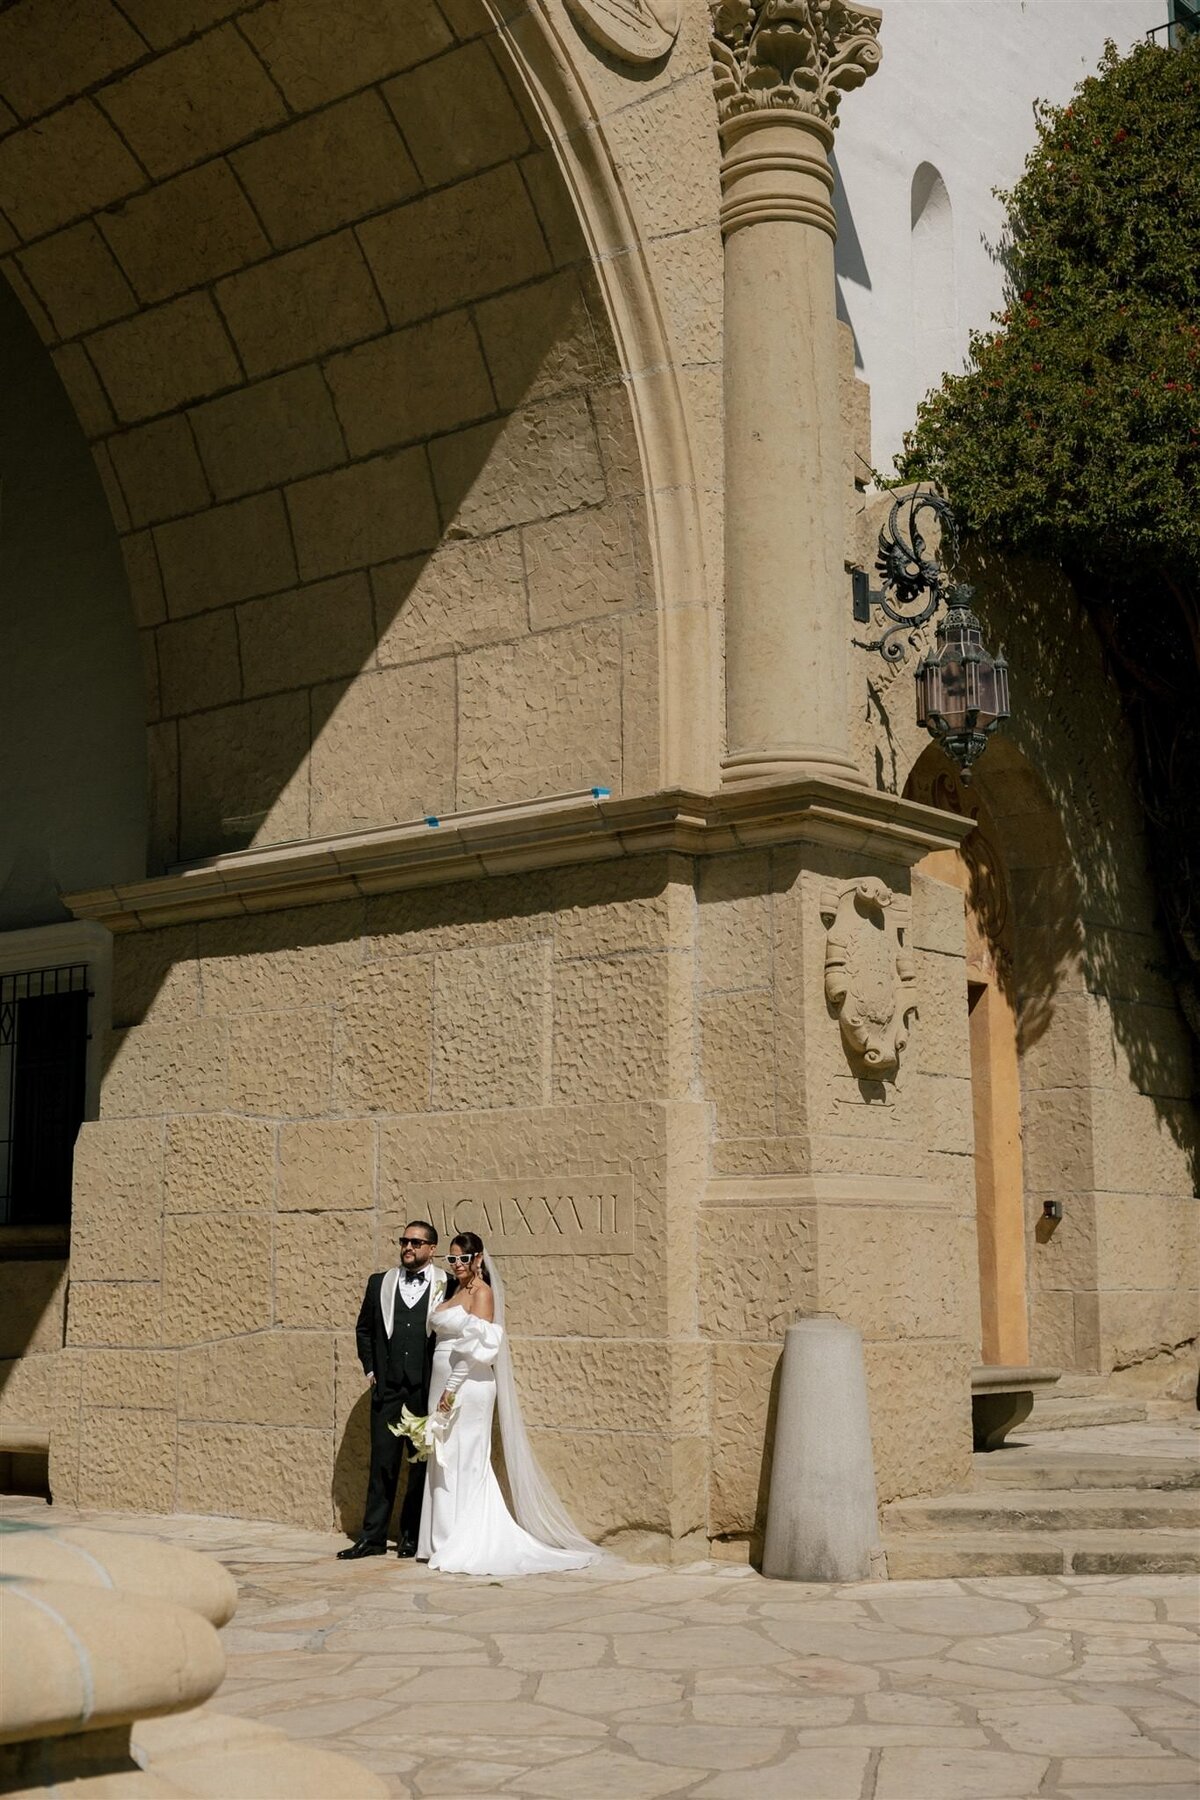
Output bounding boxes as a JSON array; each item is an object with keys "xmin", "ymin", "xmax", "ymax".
[
  {"xmin": 852, "ymin": 488, "xmax": 1009, "ymax": 783},
  {"xmin": 1042, "ymin": 1199, "xmax": 1064, "ymax": 1223}
]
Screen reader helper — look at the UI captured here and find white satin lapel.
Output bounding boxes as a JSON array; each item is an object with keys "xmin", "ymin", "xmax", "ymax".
[{"xmin": 380, "ymin": 1266, "xmax": 400, "ymax": 1338}]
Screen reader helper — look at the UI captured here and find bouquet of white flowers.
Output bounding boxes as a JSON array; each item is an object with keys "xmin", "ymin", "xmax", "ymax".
[{"xmin": 387, "ymin": 1400, "xmax": 456, "ymax": 1463}]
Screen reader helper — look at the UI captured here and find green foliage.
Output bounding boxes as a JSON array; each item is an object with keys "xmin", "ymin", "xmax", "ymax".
[
  {"xmin": 901, "ymin": 36, "xmax": 1200, "ymax": 1039},
  {"xmin": 901, "ymin": 36, "xmax": 1200, "ymax": 577}
]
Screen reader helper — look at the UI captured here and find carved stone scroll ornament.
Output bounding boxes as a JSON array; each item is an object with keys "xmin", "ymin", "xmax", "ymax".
[
  {"xmin": 710, "ymin": 0, "xmax": 883, "ymax": 125},
  {"xmin": 820, "ymin": 878, "xmax": 917, "ymax": 1080},
  {"xmin": 565, "ymin": 0, "xmax": 680, "ymax": 63}
]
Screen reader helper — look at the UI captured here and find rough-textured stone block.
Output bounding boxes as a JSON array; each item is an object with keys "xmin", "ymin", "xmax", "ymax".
[
  {"xmin": 156, "ymin": 490, "xmax": 296, "ymax": 617},
  {"xmin": 18, "ymin": 220, "xmax": 136, "ymax": 339},
  {"xmin": 913, "ymin": 948, "xmax": 971, "ymax": 1079},
  {"xmin": 70, "ymin": 1117, "xmax": 164, "ymax": 1282},
  {"xmin": 0, "ymin": 1261, "xmax": 66, "ymax": 1359},
  {"xmin": 189, "ymin": 365, "xmax": 346, "ymax": 501},
  {"xmin": 177, "ymin": 1421, "xmax": 333, "ymax": 1528},
  {"xmin": 709, "ymin": 1340, "xmax": 779, "ymax": 1535},
  {"xmin": 99, "ymin": 26, "xmax": 287, "ymax": 177},
  {"xmin": 240, "ymin": 0, "xmax": 453, "ymax": 110},
  {"xmin": 107, "ymin": 414, "xmax": 211, "ymax": 530},
  {"xmin": 513, "ymin": 1338, "xmax": 707, "ymax": 1436},
  {"xmin": 288, "ymin": 446, "xmax": 439, "ymax": 581},
  {"xmin": 699, "ymin": 1207, "xmax": 814, "ymax": 1342},
  {"xmin": 701, "ymin": 989, "xmax": 776, "ymax": 1142},
  {"xmin": 699, "ymin": 853, "xmax": 772, "ymax": 992},
  {"xmin": 87, "ymin": 292, "xmax": 242, "ymax": 422},
  {"xmin": 51, "ymin": 342, "xmax": 115, "ymax": 435},
  {"xmin": 309, "ymin": 660, "xmax": 455, "ymax": 835},
  {"xmin": 457, "ymin": 621, "xmax": 621, "ymax": 810},
  {"xmin": 164, "ymin": 1113, "xmax": 276, "ymax": 1211},
  {"xmin": 199, "ymin": 904, "xmax": 362, "ymax": 1015},
  {"xmin": 179, "ymin": 1332, "xmax": 335, "ymax": 1427},
  {"xmin": 523, "ymin": 501, "xmax": 649, "ymax": 629},
  {"xmin": 163, "ymin": 1213, "xmax": 273, "ymax": 1343},
  {"xmin": 553, "ymin": 859, "xmax": 693, "ymax": 962},
  {"xmin": 274, "ymin": 1210, "xmax": 376, "ymax": 1329},
  {"xmin": 178, "ymin": 690, "xmax": 310, "ymax": 859},
  {"xmin": 0, "ymin": 0, "xmax": 143, "ymax": 118},
  {"xmin": 333, "ymin": 962, "xmax": 433, "ymax": 1113},
  {"xmin": 0, "ymin": 1350, "xmax": 53, "ymax": 1424},
  {"xmin": 1095, "ymin": 1191, "xmax": 1198, "ymax": 1294},
  {"xmin": 474, "ymin": 270, "xmax": 610, "ymax": 413},
  {"xmin": 530, "ymin": 1427, "xmax": 707, "ymax": 1544},
  {"xmin": 112, "ymin": 927, "xmax": 200, "ymax": 1031},
  {"xmin": 100, "ymin": 1018, "xmax": 227, "ymax": 1117},
  {"xmin": 0, "ymin": 100, "xmax": 142, "ymax": 239},
  {"xmin": 233, "ymin": 90, "xmax": 418, "ymax": 248},
  {"xmin": 66, "ymin": 1281, "xmax": 162, "ymax": 1348},
  {"xmin": 278, "ymin": 1119, "xmax": 375, "ymax": 1211},
  {"xmin": 216, "ymin": 232, "xmax": 386, "ymax": 378},
  {"xmin": 326, "ymin": 310, "xmax": 494, "ymax": 459},
  {"xmin": 817, "ymin": 1205, "xmax": 975, "ymax": 1342},
  {"xmin": 1091, "ymin": 1087, "xmax": 1196, "ymax": 1196},
  {"xmin": 157, "ymin": 607, "xmax": 242, "ymax": 716},
  {"xmin": 911, "ymin": 870, "xmax": 967, "ymax": 956},
  {"xmin": 552, "ymin": 951, "xmax": 687, "ymax": 1105},
  {"xmin": 1099, "ymin": 1287, "xmax": 1200, "ymax": 1372},
  {"xmin": 82, "ymin": 1348, "xmax": 178, "ymax": 1411},
  {"xmin": 77, "ymin": 1407, "xmax": 176, "ymax": 1511},
  {"xmin": 118, "ymin": 530, "xmax": 166, "ymax": 632},
  {"xmin": 430, "ymin": 393, "xmax": 605, "ymax": 537},
  {"xmin": 864, "ymin": 1338, "xmax": 974, "ymax": 1504},
  {"xmin": 100, "ymin": 158, "xmax": 270, "ymax": 304},
  {"xmin": 384, "ymin": 40, "xmax": 529, "ymax": 186},
  {"xmin": 358, "ymin": 163, "xmax": 550, "ymax": 327},
  {"xmin": 373, "ymin": 533, "xmax": 526, "ymax": 668},
  {"xmin": 225, "ymin": 1009, "xmax": 334, "ymax": 1117},
  {"xmin": 238, "ymin": 574, "xmax": 375, "ymax": 697},
  {"xmin": 432, "ymin": 941, "xmax": 550, "ymax": 1111},
  {"xmin": 1022, "ymin": 1087, "xmax": 1096, "ymax": 1193}
]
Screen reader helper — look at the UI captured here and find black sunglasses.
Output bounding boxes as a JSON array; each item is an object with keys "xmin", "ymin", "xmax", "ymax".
[{"xmin": 398, "ymin": 1235, "xmax": 434, "ymax": 1248}]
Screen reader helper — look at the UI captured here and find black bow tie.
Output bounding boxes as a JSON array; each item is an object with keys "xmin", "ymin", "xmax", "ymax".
[{"xmin": 403, "ymin": 1269, "xmax": 424, "ymax": 1284}]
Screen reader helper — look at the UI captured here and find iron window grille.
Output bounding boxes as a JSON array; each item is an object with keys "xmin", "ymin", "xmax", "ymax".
[{"xmin": 0, "ymin": 963, "xmax": 91, "ymax": 1229}]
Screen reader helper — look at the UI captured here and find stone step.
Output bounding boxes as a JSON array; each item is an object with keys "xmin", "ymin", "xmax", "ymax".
[
  {"xmin": 972, "ymin": 1450, "xmax": 1200, "ymax": 1491},
  {"xmin": 883, "ymin": 1529, "xmax": 1200, "ymax": 1580},
  {"xmin": 1023, "ymin": 1395, "xmax": 1147, "ymax": 1432},
  {"xmin": 883, "ymin": 1487, "xmax": 1200, "ymax": 1534}
]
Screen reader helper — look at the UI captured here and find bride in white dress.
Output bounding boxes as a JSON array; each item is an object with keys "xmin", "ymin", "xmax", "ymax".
[{"xmin": 416, "ymin": 1231, "xmax": 600, "ymax": 1576}]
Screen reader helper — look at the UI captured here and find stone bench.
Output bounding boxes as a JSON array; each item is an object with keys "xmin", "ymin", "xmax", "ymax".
[
  {"xmin": 0, "ymin": 1422, "xmax": 50, "ymax": 1500},
  {"xmin": 971, "ymin": 1366, "xmax": 1061, "ymax": 1451}
]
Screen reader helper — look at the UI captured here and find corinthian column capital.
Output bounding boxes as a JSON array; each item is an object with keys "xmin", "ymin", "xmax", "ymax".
[{"xmin": 710, "ymin": 0, "xmax": 883, "ymax": 129}]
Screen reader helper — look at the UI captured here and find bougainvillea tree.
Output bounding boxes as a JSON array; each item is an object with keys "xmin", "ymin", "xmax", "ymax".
[{"xmin": 901, "ymin": 34, "xmax": 1200, "ymax": 1037}]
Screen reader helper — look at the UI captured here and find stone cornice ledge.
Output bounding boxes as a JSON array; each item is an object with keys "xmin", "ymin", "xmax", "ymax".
[{"xmin": 64, "ymin": 780, "xmax": 976, "ymax": 933}]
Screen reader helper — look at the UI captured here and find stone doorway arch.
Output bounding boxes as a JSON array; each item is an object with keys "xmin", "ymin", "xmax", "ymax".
[{"xmin": 906, "ymin": 738, "xmax": 1091, "ymax": 1371}]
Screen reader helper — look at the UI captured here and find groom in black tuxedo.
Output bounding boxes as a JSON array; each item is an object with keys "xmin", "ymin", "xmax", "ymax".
[{"xmin": 338, "ymin": 1220, "xmax": 446, "ymax": 1560}]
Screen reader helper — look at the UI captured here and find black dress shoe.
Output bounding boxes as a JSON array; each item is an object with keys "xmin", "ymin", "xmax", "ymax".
[
  {"xmin": 395, "ymin": 1534, "xmax": 418, "ymax": 1559},
  {"xmin": 337, "ymin": 1540, "xmax": 387, "ymax": 1560}
]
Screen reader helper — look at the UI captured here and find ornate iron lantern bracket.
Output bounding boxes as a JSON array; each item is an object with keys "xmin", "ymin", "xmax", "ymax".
[
  {"xmin": 850, "ymin": 487, "xmax": 959, "ymax": 664},
  {"xmin": 851, "ymin": 487, "xmax": 1010, "ymax": 782}
]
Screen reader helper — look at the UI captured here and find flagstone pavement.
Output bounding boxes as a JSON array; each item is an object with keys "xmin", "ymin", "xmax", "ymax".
[{"xmin": 4, "ymin": 1497, "xmax": 1197, "ymax": 1800}]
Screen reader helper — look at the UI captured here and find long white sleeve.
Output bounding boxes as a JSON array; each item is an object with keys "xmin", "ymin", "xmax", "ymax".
[{"xmin": 443, "ymin": 1317, "xmax": 504, "ymax": 1395}]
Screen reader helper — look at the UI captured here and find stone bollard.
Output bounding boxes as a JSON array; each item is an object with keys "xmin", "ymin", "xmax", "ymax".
[{"xmin": 762, "ymin": 1316, "xmax": 883, "ymax": 1582}]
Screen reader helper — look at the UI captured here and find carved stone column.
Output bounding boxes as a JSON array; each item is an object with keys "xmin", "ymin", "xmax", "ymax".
[{"xmin": 711, "ymin": 1, "xmax": 882, "ymax": 785}]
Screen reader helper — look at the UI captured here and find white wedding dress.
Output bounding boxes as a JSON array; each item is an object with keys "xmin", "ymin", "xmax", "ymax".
[{"xmin": 417, "ymin": 1295, "xmax": 599, "ymax": 1577}]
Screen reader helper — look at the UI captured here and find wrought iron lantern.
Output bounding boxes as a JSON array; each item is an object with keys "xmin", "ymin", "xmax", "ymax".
[{"xmin": 852, "ymin": 488, "xmax": 1010, "ymax": 782}]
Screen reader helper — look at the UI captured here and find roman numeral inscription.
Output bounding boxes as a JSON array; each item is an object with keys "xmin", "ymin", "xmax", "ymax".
[{"xmin": 407, "ymin": 1180, "xmax": 634, "ymax": 1255}]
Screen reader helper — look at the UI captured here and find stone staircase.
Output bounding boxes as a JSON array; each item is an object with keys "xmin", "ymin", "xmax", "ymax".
[{"xmin": 882, "ymin": 1410, "xmax": 1200, "ymax": 1579}]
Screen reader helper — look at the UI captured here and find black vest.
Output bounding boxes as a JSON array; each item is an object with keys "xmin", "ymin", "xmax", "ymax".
[{"xmin": 379, "ymin": 1283, "xmax": 431, "ymax": 1397}]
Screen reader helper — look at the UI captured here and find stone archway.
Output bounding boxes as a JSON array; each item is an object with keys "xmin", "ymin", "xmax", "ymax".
[{"xmin": 0, "ymin": 0, "xmax": 720, "ymax": 881}]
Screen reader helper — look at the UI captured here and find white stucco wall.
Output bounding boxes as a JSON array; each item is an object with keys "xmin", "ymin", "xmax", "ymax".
[{"xmin": 834, "ymin": 0, "xmax": 1167, "ymax": 472}]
